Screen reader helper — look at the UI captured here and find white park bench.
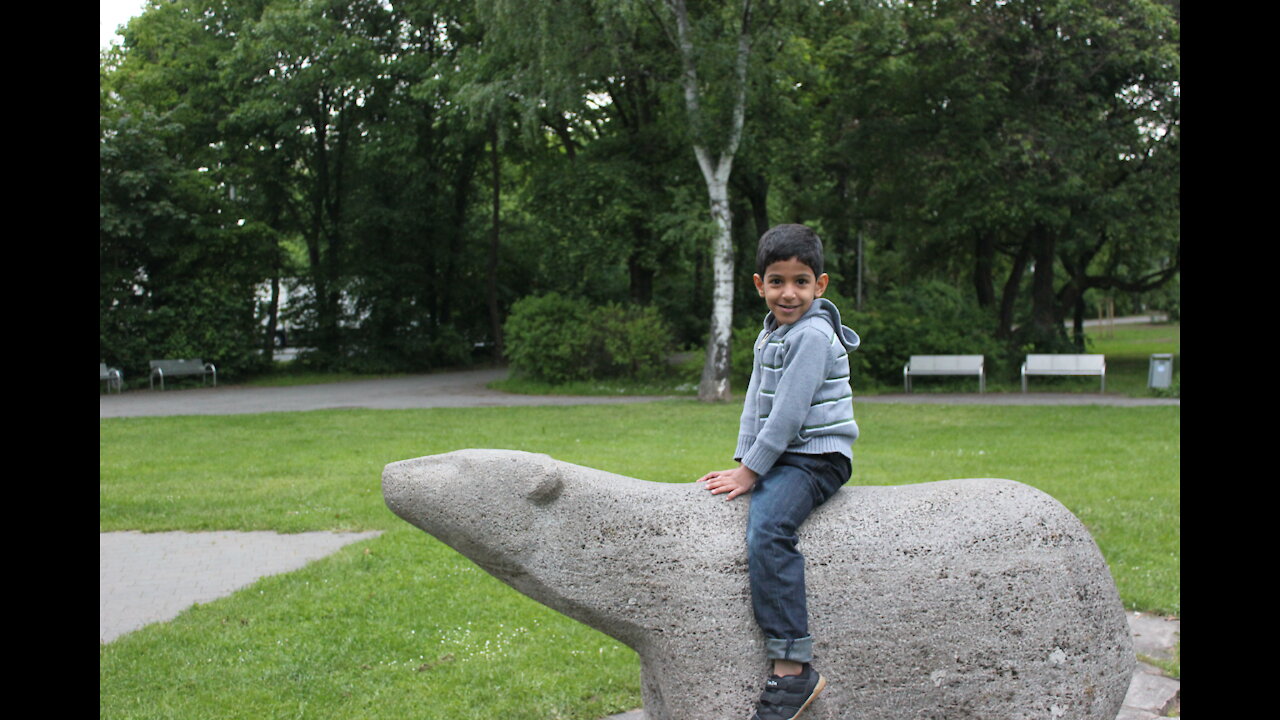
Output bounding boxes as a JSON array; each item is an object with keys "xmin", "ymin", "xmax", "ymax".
[
  {"xmin": 1020, "ymin": 354, "xmax": 1105, "ymax": 392},
  {"xmin": 100, "ymin": 363, "xmax": 123, "ymax": 393},
  {"xmin": 903, "ymin": 355, "xmax": 986, "ymax": 393},
  {"xmin": 149, "ymin": 358, "xmax": 217, "ymax": 390}
]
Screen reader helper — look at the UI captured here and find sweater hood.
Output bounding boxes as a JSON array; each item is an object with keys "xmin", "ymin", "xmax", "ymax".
[{"xmin": 764, "ymin": 297, "xmax": 861, "ymax": 353}]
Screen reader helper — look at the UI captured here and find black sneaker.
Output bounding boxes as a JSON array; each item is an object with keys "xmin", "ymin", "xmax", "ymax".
[{"xmin": 752, "ymin": 664, "xmax": 826, "ymax": 720}]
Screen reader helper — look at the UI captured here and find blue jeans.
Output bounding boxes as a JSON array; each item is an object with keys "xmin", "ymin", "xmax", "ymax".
[{"xmin": 747, "ymin": 451, "xmax": 851, "ymax": 663}]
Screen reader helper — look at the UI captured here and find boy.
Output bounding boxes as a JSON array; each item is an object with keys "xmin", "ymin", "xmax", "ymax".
[{"xmin": 699, "ymin": 223, "xmax": 860, "ymax": 720}]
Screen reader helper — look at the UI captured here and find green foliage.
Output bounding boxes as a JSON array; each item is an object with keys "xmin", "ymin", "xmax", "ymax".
[
  {"xmin": 102, "ymin": 276, "xmax": 270, "ymax": 384},
  {"xmin": 730, "ymin": 323, "xmax": 759, "ymax": 391},
  {"xmin": 502, "ymin": 293, "xmax": 596, "ymax": 384},
  {"xmin": 100, "ymin": 104, "xmax": 273, "ymax": 383},
  {"xmin": 851, "ymin": 281, "xmax": 1006, "ymax": 386},
  {"xmin": 503, "ymin": 294, "xmax": 674, "ymax": 384},
  {"xmin": 594, "ymin": 303, "xmax": 673, "ymax": 381},
  {"xmin": 99, "ymin": 0, "xmax": 1180, "ymax": 394}
]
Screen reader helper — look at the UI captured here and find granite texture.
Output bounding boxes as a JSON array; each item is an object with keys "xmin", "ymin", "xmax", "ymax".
[{"xmin": 384, "ymin": 449, "xmax": 1133, "ymax": 720}]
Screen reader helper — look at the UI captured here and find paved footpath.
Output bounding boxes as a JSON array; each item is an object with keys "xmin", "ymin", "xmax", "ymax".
[
  {"xmin": 101, "ymin": 367, "xmax": 1178, "ymax": 718},
  {"xmin": 99, "ymin": 368, "xmax": 675, "ymax": 418},
  {"xmin": 100, "ymin": 367, "xmax": 1178, "ymax": 419},
  {"xmin": 100, "ymin": 530, "xmax": 382, "ymax": 644}
]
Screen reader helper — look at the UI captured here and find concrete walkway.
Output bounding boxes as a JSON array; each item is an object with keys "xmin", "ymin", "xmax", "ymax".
[
  {"xmin": 100, "ymin": 366, "xmax": 1177, "ymax": 419},
  {"xmin": 100, "ymin": 530, "xmax": 381, "ymax": 644},
  {"xmin": 99, "ymin": 368, "xmax": 675, "ymax": 418}
]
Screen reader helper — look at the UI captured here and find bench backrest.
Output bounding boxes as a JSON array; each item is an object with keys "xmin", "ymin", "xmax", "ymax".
[
  {"xmin": 150, "ymin": 359, "xmax": 207, "ymax": 374},
  {"xmin": 100, "ymin": 363, "xmax": 114, "ymax": 379},
  {"xmin": 908, "ymin": 355, "xmax": 984, "ymax": 373},
  {"xmin": 1023, "ymin": 354, "xmax": 1105, "ymax": 374}
]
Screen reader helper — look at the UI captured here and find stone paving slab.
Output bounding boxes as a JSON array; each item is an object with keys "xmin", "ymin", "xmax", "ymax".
[{"xmin": 100, "ymin": 530, "xmax": 381, "ymax": 643}]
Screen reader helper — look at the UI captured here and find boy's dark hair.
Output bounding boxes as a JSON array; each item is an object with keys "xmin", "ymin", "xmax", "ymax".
[{"xmin": 756, "ymin": 224, "xmax": 824, "ymax": 277}]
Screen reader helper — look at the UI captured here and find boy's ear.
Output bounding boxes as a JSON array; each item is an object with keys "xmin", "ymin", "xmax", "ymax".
[
  {"xmin": 815, "ymin": 273, "xmax": 829, "ymax": 296},
  {"xmin": 753, "ymin": 274, "xmax": 765, "ymax": 297}
]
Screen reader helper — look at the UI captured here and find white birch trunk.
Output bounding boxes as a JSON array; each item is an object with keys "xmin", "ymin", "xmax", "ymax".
[
  {"xmin": 669, "ymin": 0, "xmax": 752, "ymax": 403},
  {"xmin": 699, "ymin": 179, "xmax": 735, "ymax": 402}
]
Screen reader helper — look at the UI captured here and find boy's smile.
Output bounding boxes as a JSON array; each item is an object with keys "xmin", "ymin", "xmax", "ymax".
[{"xmin": 753, "ymin": 257, "xmax": 829, "ymax": 325}]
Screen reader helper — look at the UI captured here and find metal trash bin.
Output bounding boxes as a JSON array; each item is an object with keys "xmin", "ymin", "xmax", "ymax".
[{"xmin": 1148, "ymin": 353, "xmax": 1174, "ymax": 389}]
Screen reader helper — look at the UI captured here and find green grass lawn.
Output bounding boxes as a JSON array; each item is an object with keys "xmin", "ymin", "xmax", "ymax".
[{"xmin": 101, "ymin": 400, "xmax": 1178, "ymax": 719}]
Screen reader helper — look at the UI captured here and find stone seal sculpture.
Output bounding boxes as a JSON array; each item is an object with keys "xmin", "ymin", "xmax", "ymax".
[{"xmin": 383, "ymin": 449, "xmax": 1133, "ymax": 720}]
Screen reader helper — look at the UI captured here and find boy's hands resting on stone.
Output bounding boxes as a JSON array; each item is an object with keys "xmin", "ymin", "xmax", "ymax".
[{"xmin": 698, "ymin": 465, "xmax": 759, "ymax": 501}]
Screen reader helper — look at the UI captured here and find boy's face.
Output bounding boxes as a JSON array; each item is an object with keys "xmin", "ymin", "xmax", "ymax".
[{"xmin": 753, "ymin": 257, "xmax": 829, "ymax": 326}]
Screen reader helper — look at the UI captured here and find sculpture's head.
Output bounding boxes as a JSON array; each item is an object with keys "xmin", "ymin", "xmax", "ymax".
[{"xmin": 383, "ymin": 449, "xmax": 567, "ymax": 570}]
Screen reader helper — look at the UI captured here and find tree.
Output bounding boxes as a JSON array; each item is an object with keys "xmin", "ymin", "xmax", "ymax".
[
  {"xmin": 472, "ymin": 0, "xmax": 709, "ymax": 340},
  {"xmin": 652, "ymin": 0, "xmax": 755, "ymax": 402},
  {"xmin": 101, "ymin": 0, "xmax": 274, "ymax": 380},
  {"xmin": 842, "ymin": 0, "xmax": 1180, "ymax": 350}
]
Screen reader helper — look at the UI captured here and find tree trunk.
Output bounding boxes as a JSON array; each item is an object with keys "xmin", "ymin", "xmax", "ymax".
[
  {"xmin": 668, "ymin": 0, "xmax": 752, "ymax": 403},
  {"xmin": 1029, "ymin": 224, "xmax": 1063, "ymax": 349},
  {"xmin": 996, "ymin": 240, "xmax": 1030, "ymax": 340},
  {"xmin": 488, "ymin": 123, "xmax": 504, "ymax": 361},
  {"xmin": 699, "ymin": 179, "xmax": 735, "ymax": 402},
  {"xmin": 628, "ymin": 249, "xmax": 655, "ymax": 305},
  {"xmin": 973, "ymin": 232, "xmax": 996, "ymax": 309},
  {"xmin": 1071, "ymin": 294, "xmax": 1087, "ymax": 351}
]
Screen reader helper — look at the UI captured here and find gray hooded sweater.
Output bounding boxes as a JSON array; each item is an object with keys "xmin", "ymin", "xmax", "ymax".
[{"xmin": 734, "ymin": 297, "xmax": 861, "ymax": 476}]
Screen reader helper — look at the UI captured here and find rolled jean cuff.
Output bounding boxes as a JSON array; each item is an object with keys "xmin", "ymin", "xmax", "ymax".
[{"xmin": 764, "ymin": 635, "xmax": 814, "ymax": 663}]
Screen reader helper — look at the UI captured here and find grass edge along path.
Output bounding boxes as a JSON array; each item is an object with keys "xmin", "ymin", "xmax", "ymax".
[{"xmin": 101, "ymin": 401, "xmax": 1178, "ymax": 720}]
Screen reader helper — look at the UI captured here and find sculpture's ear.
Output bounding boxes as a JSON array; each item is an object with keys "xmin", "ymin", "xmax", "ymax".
[{"xmin": 526, "ymin": 467, "xmax": 564, "ymax": 505}]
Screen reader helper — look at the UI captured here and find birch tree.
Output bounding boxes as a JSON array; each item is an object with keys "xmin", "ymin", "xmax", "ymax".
[{"xmin": 658, "ymin": 0, "xmax": 754, "ymax": 402}]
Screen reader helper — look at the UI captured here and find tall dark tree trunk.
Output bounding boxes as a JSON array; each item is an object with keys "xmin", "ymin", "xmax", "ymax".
[
  {"xmin": 628, "ymin": 247, "xmax": 655, "ymax": 305},
  {"xmin": 973, "ymin": 232, "xmax": 996, "ymax": 310},
  {"xmin": 488, "ymin": 123, "xmax": 504, "ymax": 360},
  {"xmin": 1072, "ymin": 294, "xmax": 1087, "ymax": 351},
  {"xmin": 1029, "ymin": 224, "xmax": 1063, "ymax": 349},
  {"xmin": 997, "ymin": 240, "xmax": 1031, "ymax": 340}
]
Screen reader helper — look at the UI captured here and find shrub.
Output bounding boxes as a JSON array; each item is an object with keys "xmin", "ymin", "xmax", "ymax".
[
  {"xmin": 503, "ymin": 293, "xmax": 673, "ymax": 383},
  {"xmin": 100, "ymin": 276, "xmax": 270, "ymax": 387},
  {"xmin": 594, "ymin": 303, "xmax": 672, "ymax": 381},
  {"xmin": 848, "ymin": 281, "xmax": 1005, "ymax": 387}
]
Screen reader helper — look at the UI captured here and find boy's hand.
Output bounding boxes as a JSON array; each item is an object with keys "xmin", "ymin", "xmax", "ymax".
[{"xmin": 698, "ymin": 465, "xmax": 759, "ymax": 501}]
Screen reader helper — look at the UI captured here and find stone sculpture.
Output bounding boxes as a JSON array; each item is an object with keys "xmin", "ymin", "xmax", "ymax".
[{"xmin": 383, "ymin": 449, "xmax": 1133, "ymax": 720}]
